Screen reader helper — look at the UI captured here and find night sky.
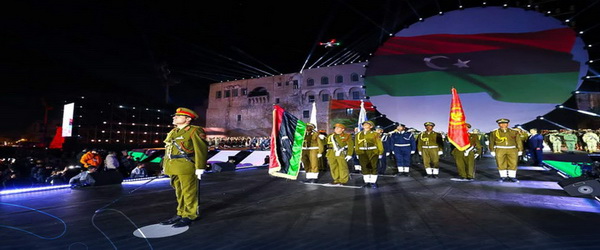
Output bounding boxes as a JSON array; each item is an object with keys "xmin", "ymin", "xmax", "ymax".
[{"xmin": 1, "ymin": 0, "xmax": 598, "ymax": 138}]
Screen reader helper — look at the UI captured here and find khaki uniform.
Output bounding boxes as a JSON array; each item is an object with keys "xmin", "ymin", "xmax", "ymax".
[
  {"xmin": 355, "ymin": 130, "xmax": 384, "ymax": 183},
  {"xmin": 163, "ymin": 124, "xmax": 208, "ymax": 220},
  {"xmin": 326, "ymin": 132, "xmax": 354, "ymax": 184},
  {"xmin": 489, "ymin": 128, "xmax": 523, "ymax": 178},
  {"xmin": 583, "ymin": 131, "xmax": 599, "ymax": 153},
  {"xmin": 452, "ymin": 133, "xmax": 482, "ymax": 179},
  {"xmin": 301, "ymin": 130, "xmax": 324, "ymax": 180},
  {"xmin": 548, "ymin": 133, "xmax": 562, "ymax": 153},
  {"xmin": 417, "ymin": 131, "xmax": 444, "ymax": 176}
]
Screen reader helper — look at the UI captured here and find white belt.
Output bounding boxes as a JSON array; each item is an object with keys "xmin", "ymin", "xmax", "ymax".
[
  {"xmin": 494, "ymin": 146, "xmax": 516, "ymax": 149},
  {"xmin": 302, "ymin": 147, "xmax": 319, "ymax": 150},
  {"xmin": 394, "ymin": 144, "xmax": 410, "ymax": 147},
  {"xmin": 359, "ymin": 146, "xmax": 377, "ymax": 150},
  {"xmin": 421, "ymin": 146, "xmax": 439, "ymax": 148}
]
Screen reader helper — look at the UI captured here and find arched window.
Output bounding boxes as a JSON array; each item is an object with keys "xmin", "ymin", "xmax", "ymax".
[
  {"xmin": 321, "ymin": 76, "xmax": 329, "ymax": 85},
  {"xmin": 335, "ymin": 75, "xmax": 343, "ymax": 83},
  {"xmin": 307, "ymin": 78, "xmax": 315, "ymax": 86},
  {"xmin": 351, "ymin": 73, "xmax": 359, "ymax": 82}
]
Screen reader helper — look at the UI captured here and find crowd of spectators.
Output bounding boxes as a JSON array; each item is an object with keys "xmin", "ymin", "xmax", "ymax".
[
  {"xmin": 208, "ymin": 136, "xmax": 270, "ymax": 150},
  {"xmin": 0, "ymin": 147, "xmax": 147, "ymax": 190}
]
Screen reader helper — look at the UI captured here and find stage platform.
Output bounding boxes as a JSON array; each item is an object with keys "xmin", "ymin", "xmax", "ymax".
[{"xmin": 2, "ymin": 156, "xmax": 600, "ymax": 249}]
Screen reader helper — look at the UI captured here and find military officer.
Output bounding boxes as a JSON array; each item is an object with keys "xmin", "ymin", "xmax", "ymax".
[
  {"xmin": 417, "ymin": 122, "xmax": 444, "ymax": 178},
  {"xmin": 160, "ymin": 107, "xmax": 208, "ymax": 228},
  {"xmin": 326, "ymin": 123, "xmax": 354, "ymax": 185},
  {"xmin": 548, "ymin": 130, "xmax": 562, "ymax": 153},
  {"xmin": 562, "ymin": 130, "xmax": 578, "ymax": 152},
  {"xmin": 355, "ymin": 120, "xmax": 384, "ymax": 188},
  {"xmin": 489, "ymin": 118, "xmax": 523, "ymax": 182},
  {"xmin": 375, "ymin": 125, "xmax": 392, "ymax": 175},
  {"xmin": 451, "ymin": 123, "xmax": 482, "ymax": 181},
  {"xmin": 301, "ymin": 123, "xmax": 324, "ymax": 183},
  {"xmin": 389, "ymin": 123, "xmax": 416, "ymax": 177},
  {"xmin": 583, "ymin": 129, "xmax": 599, "ymax": 153}
]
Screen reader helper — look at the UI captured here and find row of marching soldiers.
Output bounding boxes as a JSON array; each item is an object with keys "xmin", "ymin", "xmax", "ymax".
[
  {"xmin": 301, "ymin": 119, "xmax": 524, "ymax": 188},
  {"xmin": 301, "ymin": 120, "xmax": 450, "ymax": 188}
]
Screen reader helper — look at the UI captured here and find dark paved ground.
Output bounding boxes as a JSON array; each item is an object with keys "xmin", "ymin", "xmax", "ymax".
[{"xmin": 2, "ymin": 155, "xmax": 600, "ymax": 250}]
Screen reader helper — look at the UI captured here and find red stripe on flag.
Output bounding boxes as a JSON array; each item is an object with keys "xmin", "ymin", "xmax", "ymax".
[
  {"xmin": 329, "ymin": 100, "xmax": 376, "ymax": 112},
  {"xmin": 376, "ymin": 28, "xmax": 576, "ymax": 55}
]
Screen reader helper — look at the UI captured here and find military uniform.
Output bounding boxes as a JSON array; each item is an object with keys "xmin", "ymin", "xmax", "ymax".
[
  {"xmin": 161, "ymin": 108, "xmax": 208, "ymax": 227},
  {"xmin": 489, "ymin": 118, "xmax": 523, "ymax": 182},
  {"xmin": 389, "ymin": 123, "xmax": 416, "ymax": 176},
  {"xmin": 326, "ymin": 124, "xmax": 354, "ymax": 184},
  {"xmin": 562, "ymin": 131, "xmax": 578, "ymax": 152},
  {"xmin": 452, "ymin": 124, "xmax": 482, "ymax": 180},
  {"xmin": 548, "ymin": 131, "xmax": 562, "ymax": 153},
  {"xmin": 583, "ymin": 130, "xmax": 599, "ymax": 153},
  {"xmin": 375, "ymin": 126, "xmax": 392, "ymax": 175},
  {"xmin": 301, "ymin": 124, "xmax": 324, "ymax": 183},
  {"xmin": 355, "ymin": 121, "xmax": 384, "ymax": 187},
  {"xmin": 417, "ymin": 122, "xmax": 444, "ymax": 178}
]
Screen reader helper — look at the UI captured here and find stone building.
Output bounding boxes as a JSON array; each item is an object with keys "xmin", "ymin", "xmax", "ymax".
[{"xmin": 206, "ymin": 62, "xmax": 367, "ymax": 136}]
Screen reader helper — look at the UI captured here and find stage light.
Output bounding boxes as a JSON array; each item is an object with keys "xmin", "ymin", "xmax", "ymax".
[
  {"xmin": 503, "ymin": 4, "xmax": 508, "ymax": 8},
  {"xmin": 459, "ymin": 5, "xmax": 463, "ymax": 9},
  {"xmin": 565, "ymin": 19, "xmax": 571, "ymax": 23},
  {"xmin": 579, "ymin": 31, "xmax": 584, "ymax": 34},
  {"xmin": 439, "ymin": 11, "xmax": 443, "ymax": 15},
  {"xmin": 418, "ymin": 17, "xmax": 423, "ymax": 21}
]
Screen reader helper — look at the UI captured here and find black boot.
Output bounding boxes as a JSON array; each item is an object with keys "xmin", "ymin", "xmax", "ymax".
[{"xmin": 160, "ymin": 215, "xmax": 182, "ymax": 225}]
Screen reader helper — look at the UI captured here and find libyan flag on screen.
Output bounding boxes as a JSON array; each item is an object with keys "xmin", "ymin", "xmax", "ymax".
[
  {"xmin": 269, "ymin": 105, "xmax": 306, "ymax": 180},
  {"xmin": 365, "ymin": 28, "xmax": 580, "ymax": 103}
]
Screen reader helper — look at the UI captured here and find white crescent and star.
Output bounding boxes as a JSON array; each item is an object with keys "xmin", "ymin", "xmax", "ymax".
[{"xmin": 423, "ymin": 56, "xmax": 470, "ymax": 70}]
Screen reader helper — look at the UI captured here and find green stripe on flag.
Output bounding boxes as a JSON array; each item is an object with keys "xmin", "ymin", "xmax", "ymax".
[
  {"xmin": 287, "ymin": 120, "xmax": 306, "ymax": 177},
  {"xmin": 365, "ymin": 71, "xmax": 579, "ymax": 103}
]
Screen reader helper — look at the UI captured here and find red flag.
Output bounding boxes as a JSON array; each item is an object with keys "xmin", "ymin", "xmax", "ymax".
[{"xmin": 448, "ymin": 88, "xmax": 470, "ymax": 151}]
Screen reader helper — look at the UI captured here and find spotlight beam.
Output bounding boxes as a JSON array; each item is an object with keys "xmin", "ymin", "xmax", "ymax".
[
  {"xmin": 556, "ymin": 105, "xmax": 600, "ymax": 118},
  {"xmin": 537, "ymin": 117, "xmax": 572, "ymax": 130}
]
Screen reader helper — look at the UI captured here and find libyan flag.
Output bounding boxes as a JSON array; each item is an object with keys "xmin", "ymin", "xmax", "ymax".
[
  {"xmin": 447, "ymin": 88, "xmax": 470, "ymax": 151},
  {"xmin": 365, "ymin": 28, "xmax": 580, "ymax": 103},
  {"xmin": 269, "ymin": 105, "xmax": 306, "ymax": 180}
]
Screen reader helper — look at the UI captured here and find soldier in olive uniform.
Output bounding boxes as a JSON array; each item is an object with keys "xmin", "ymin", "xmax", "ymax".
[
  {"xmin": 583, "ymin": 129, "xmax": 599, "ymax": 153},
  {"xmin": 562, "ymin": 130, "xmax": 578, "ymax": 152},
  {"xmin": 451, "ymin": 123, "xmax": 482, "ymax": 181},
  {"xmin": 355, "ymin": 120, "xmax": 384, "ymax": 188},
  {"xmin": 417, "ymin": 122, "xmax": 444, "ymax": 178},
  {"xmin": 160, "ymin": 107, "xmax": 208, "ymax": 228},
  {"xmin": 548, "ymin": 130, "xmax": 562, "ymax": 153},
  {"xmin": 489, "ymin": 118, "xmax": 523, "ymax": 182},
  {"xmin": 326, "ymin": 123, "xmax": 354, "ymax": 185},
  {"xmin": 301, "ymin": 123, "xmax": 324, "ymax": 183}
]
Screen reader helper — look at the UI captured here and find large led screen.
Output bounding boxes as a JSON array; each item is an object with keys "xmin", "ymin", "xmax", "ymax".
[
  {"xmin": 364, "ymin": 7, "xmax": 588, "ymax": 132},
  {"xmin": 62, "ymin": 102, "xmax": 74, "ymax": 137}
]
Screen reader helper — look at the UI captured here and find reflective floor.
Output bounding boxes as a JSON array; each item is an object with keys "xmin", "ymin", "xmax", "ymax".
[{"xmin": 2, "ymin": 156, "xmax": 600, "ymax": 250}]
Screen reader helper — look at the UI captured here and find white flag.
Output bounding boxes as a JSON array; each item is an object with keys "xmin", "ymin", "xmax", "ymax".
[
  {"xmin": 310, "ymin": 102, "xmax": 317, "ymax": 130},
  {"xmin": 357, "ymin": 100, "xmax": 367, "ymax": 131}
]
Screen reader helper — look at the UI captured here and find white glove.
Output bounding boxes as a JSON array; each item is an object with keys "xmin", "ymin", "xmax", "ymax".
[
  {"xmin": 464, "ymin": 151, "xmax": 469, "ymax": 157},
  {"xmin": 386, "ymin": 152, "xmax": 390, "ymax": 156},
  {"xmin": 317, "ymin": 153, "xmax": 322, "ymax": 158},
  {"xmin": 491, "ymin": 152, "xmax": 496, "ymax": 157},
  {"xmin": 418, "ymin": 151, "xmax": 422, "ymax": 156},
  {"xmin": 195, "ymin": 169, "xmax": 204, "ymax": 180},
  {"xmin": 345, "ymin": 156, "xmax": 352, "ymax": 161},
  {"xmin": 438, "ymin": 151, "xmax": 443, "ymax": 156},
  {"xmin": 318, "ymin": 134, "xmax": 325, "ymax": 140},
  {"xmin": 410, "ymin": 151, "xmax": 415, "ymax": 154},
  {"xmin": 474, "ymin": 154, "xmax": 479, "ymax": 158},
  {"xmin": 518, "ymin": 151, "xmax": 523, "ymax": 156},
  {"xmin": 356, "ymin": 155, "xmax": 359, "ymax": 159},
  {"xmin": 378, "ymin": 155, "xmax": 383, "ymax": 159}
]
